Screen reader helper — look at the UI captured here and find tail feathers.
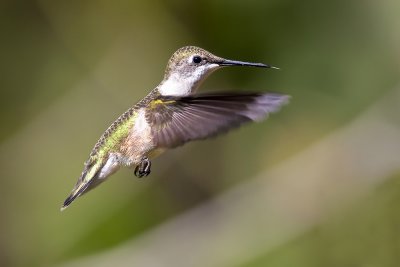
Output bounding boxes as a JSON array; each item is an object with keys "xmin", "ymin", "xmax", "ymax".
[
  {"xmin": 61, "ymin": 181, "xmax": 93, "ymax": 211},
  {"xmin": 61, "ymin": 160, "xmax": 103, "ymax": 211}
]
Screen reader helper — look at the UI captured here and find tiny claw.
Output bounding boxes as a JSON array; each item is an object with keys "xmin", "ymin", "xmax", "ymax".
[{"xmin": 134, "ymin": 157, "xmax": 151, "ymax": 178}]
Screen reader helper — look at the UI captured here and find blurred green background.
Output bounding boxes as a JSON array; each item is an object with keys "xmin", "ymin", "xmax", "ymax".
[{"xmin": 1, "ymin": 0, "xmax": 400, "ymax": 266}]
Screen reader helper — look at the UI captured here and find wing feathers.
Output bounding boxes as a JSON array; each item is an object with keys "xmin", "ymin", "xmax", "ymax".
[{"xmin": 147, "ymin": 92, "xmax": 289, "ymax": 148}]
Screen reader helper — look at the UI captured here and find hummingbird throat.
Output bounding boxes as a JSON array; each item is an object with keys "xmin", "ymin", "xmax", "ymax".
[{"xmin": 158, "ymin": 64, "xmax": 218, "ymax": 96}]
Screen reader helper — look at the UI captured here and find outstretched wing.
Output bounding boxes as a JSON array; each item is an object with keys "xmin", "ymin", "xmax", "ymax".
[{"xmin": 146, "ymin": 92, "xmax": 289, "ymax": 148}]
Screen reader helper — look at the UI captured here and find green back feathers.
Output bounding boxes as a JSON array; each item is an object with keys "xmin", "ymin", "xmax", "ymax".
[{"xmin": 61, "ymin": 107, "xmax": 140, "ymax": 210}]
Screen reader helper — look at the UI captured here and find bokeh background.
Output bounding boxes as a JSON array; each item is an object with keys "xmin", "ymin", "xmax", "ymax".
[{"xmin": 1, "ymin": 0, "xmax": 400, "ymax": 266}]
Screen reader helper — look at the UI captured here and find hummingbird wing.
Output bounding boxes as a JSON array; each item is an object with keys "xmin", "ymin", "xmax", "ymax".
[{"xmin": 146, "ymin": 92, "xmax": 289, "ymax": 148}]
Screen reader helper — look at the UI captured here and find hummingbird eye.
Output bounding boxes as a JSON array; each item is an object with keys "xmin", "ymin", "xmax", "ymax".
[{"xmin": 192, "ymin": 56, "xmax": 202, "ymax": 64}]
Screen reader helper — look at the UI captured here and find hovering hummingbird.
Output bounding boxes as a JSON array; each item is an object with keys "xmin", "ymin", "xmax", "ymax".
[{"xmin": 61, "ymin": 46, "xmax": 289, "ymax": 210}]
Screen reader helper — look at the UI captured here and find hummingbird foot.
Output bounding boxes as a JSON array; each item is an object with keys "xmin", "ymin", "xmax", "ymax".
[{"xmin": 134, "ymin": 157, "xmax": 151, "ymax": 178}]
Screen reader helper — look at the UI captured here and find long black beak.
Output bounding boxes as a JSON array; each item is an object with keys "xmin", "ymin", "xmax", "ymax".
[{"xmin": 218, "ymin": 59, "xmax": 279, "ymax": 69}]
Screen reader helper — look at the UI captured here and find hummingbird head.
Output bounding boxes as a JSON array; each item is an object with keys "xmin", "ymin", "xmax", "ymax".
[{"xmin": 158, "ymin": 46, "xmax": 277, "ymax": 96}]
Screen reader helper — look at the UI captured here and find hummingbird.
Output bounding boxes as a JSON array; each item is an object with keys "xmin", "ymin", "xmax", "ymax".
[{"xmin": 61, "ymin": 46, "xmax": 289, "ymax": 210}]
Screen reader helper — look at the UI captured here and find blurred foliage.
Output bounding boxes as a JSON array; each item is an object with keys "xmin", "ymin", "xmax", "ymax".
[
  {"xmin": 0, "ymin": 0, "xmax": 400, "ymax": 266},
  {"xmin": 243, "ymin": 173, "xmax": 400, "ymax": 267}
]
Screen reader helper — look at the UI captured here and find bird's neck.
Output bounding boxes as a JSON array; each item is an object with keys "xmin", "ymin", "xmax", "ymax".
[{"xmin": 157, "ymin": 72, "xmax": 201, "ymax": 97}]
